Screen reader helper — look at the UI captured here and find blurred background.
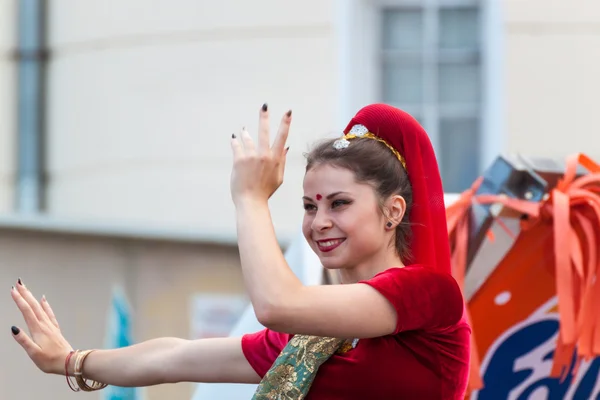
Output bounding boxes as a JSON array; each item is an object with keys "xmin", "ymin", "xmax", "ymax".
[{"xmin": 1, "ymin": 0, "xmax": 599, "ymax": 399}]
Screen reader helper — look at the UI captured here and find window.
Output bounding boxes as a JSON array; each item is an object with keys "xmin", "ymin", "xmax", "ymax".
[{"xmin": 380, "ymin": 1, "xmax": 482, "ymax": 192}]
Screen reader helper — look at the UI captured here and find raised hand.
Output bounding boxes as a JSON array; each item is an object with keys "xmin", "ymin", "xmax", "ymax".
[
  {"xmin": 230, "ymin": 103, "xmax": 291, "ymax": 205},
  {"xmin": 10, "ymin": 279, "xmax": 73, "ymax": 375}
]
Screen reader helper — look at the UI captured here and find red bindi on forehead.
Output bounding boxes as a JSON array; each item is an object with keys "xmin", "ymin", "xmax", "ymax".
[{"xmin": 316, "ymin": 194, "xmax": 322, "ymax": 201}]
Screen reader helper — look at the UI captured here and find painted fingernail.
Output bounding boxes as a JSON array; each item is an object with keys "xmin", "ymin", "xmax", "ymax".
[
  {"xmin": 262, "ymin": 103, "xmax": 268, "ymax": 112},
  {"xmin": 17, "ymin": 278, "xmax": 22, "ymax": 286},
  {"xmin": 286, "ymin": 110, "xmax": 292, "ymax": 117},
  {"xmin": 11, "ymin": 285, "xmax": 14, "ymax": 291},
  {"xmin": 286, "ymin": 146, "xmax": 290, "ymax": 152},
  {"xmin": 232, "ymin": 133, "xmax": 236, "ymax": 139},
  {"xmin": 11, "ymin": 326, "xmax": 19, "ymax": 335}
]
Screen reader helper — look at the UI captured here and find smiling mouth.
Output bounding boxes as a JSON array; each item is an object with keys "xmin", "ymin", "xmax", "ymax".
[{"xmin": 316, "ymin": 239, "xmax": 346, "ymax": 253}]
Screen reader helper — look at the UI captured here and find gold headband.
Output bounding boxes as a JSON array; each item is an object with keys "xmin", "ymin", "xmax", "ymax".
[{"xmin": 333, "ymin": 124, "xmax": 407, "ymax": 169}]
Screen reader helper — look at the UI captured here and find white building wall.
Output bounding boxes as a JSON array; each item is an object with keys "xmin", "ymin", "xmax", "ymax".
[
  {"xmin": 504, "ymin": 0, "xmax": 600, "ymax": 161},
  {"xmin": 46, "ymin": 0, "xmax": 339, "ymax": 242}
]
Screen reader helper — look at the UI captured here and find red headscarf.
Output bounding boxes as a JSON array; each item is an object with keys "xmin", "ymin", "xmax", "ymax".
[{"xmin": 343, "ymin": 104, "xmax": 451, "ymax": 275}]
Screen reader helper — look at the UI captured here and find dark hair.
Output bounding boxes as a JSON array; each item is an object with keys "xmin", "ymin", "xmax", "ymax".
[{"xmin": 305, "ymin": 137, "xmax": 414, "ymax": 262}]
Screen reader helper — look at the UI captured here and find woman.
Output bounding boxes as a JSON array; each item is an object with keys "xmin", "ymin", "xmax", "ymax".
[{"xmin": 10, "ymin": 103, "xmax": 470, "ymax": 399}]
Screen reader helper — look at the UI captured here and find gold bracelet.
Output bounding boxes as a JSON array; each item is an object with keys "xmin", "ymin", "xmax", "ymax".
[
  {"xmin": 65, "ymin": 350, "xmax": 80, "ymax": 392},
  {"xmin": 73, "ymin": 350, "xmax": 108, "ymax": 392}
]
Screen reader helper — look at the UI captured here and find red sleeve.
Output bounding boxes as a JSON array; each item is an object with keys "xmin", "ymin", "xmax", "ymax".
[
  {"xmin": 241, "ymin": 328, "xmax": 292, "ymax": 378},
  {"xmin": 359, "ymin": 265, "xmax": 465, "ymax": 334}
]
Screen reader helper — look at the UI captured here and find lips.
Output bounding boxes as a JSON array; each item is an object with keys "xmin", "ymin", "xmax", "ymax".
[{"xmin": 315, "ymin": 238, "xmax": 346, "ymax": 253}]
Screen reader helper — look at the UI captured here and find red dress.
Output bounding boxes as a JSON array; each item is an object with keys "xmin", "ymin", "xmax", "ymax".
[{"xmin": 242, "ymin": 265, "xmax": 471, "ymax": 399}]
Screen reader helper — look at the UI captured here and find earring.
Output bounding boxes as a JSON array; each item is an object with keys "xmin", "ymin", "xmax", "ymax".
[{"xmin": 386, "ymin": 222, "xmax": 393, "ymax": 228}]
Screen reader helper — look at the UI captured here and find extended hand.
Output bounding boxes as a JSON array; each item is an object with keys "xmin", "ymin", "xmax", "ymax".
[
  {"xmin": 10, "ymin": 280, "xmax": 73, "ymax": 375},
  {"xmin": 230, "ymin": 104, "xmax": 291, "ymax": 205}
]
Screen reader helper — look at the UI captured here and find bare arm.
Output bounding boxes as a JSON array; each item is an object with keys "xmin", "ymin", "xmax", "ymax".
[
  {"xmin": 235, "ymin": 200, "xmax": 397, "ymax": 338},
  {"xmin": 70, "ymin": 336, "xmax": 260, "ymax": 386},
  {"xmin": 11, "ymin": 283, "xmax": 260, "ymax": 387},
  {"xmin": 229, "ymin": 108, "xmax": 394, "ymax": 338}
]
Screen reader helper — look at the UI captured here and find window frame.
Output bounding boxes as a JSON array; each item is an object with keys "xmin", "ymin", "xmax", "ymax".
[{"xmin": 335, "ymin": 0, "xmax": 504, "ymax": 192}]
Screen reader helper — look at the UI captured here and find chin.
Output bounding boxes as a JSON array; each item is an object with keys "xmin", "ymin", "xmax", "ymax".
[{"xmin": 319, "ymin": 257, "xmax": 350, "ymax": 270}]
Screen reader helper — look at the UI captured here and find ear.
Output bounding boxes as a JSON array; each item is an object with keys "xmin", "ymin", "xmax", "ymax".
[{"xmin": 384, "ymin": 195, "xmax": 406, "ymax": 227}]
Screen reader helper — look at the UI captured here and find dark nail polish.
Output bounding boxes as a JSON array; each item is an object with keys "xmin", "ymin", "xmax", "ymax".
[
  {"xmin": 11, "ymin": 326, "xmax": 19, "ymax": 335},
  {"xmin": 232, "ymin": 133, "xmax": 236, "ymax": 139},
  {"xmin": 286, "ymin": 146, "xmax": 290, "ymax": 152},
  {"xmin": 286, "ymin": 110, "xmax": 292, "ymax": 117},
  {"xmin": 17, "ymin": 278, "xmax": 22, "ymax": 286},
  {"xmin": 262, "ymin": 103, "xmax": 268, "ymax": 112},
  {"xmin": 11, "ymin": 286, "xmax": 14, "ymax": 291}
]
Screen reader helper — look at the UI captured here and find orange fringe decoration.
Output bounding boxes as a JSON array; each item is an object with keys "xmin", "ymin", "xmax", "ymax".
[{"xmin": 446, "ymin": 153, "xmax": 600, "ymax": 393}]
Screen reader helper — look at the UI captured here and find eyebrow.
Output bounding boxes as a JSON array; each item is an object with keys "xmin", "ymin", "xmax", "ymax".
[{"xmin": 302, "ymin": 191, "xmax": 349, "ymax": 202}]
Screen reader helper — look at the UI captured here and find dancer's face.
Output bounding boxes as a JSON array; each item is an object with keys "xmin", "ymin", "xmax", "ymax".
[{"xmin": 302, "ymin": 164, "xmax": 391, "ymax": 271}]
